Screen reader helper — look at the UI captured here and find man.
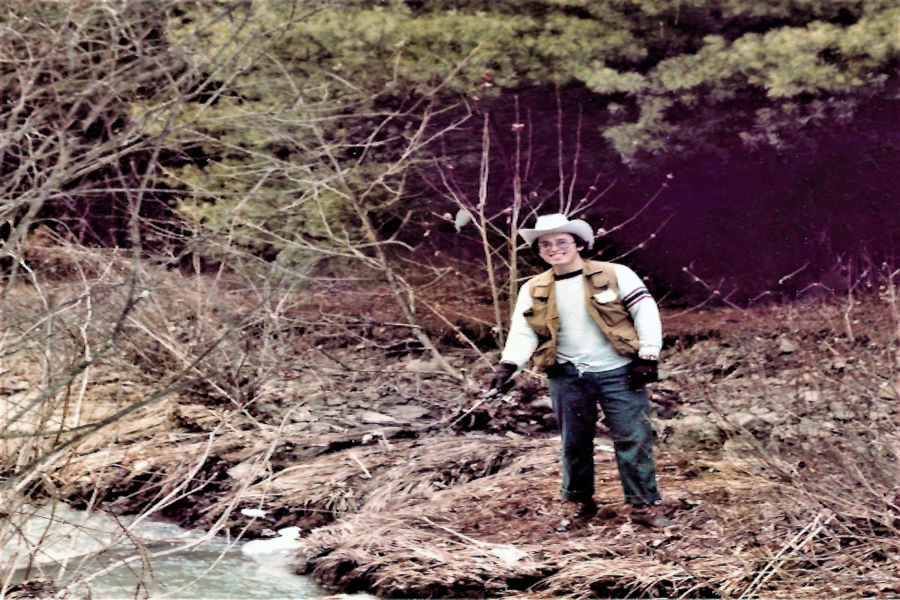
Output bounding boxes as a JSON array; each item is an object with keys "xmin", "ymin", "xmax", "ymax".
[{"xmin": 490, "ymin": 213, "xmax": 673, "ymax": 528}]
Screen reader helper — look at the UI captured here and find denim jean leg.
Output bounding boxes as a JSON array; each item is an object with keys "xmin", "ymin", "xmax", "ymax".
[
  {"xmin": 589, "ymin": 367, "xmax": 661, "ymax": 506},
  {"xmin": 548, "ymin": 370, "xmax": 597, "ymax": 503}
]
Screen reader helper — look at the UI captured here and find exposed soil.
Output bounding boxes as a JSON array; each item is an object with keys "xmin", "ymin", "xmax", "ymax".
[{"xmin": 3, "ymin": 264, "xmax": 899, "ymax": 599}]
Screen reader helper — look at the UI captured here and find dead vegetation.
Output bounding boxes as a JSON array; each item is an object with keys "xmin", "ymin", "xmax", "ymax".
[
  {"xmin": 288, "ymin": 439, "xmax": 898, "ymax": 599},
  {"xmin": 3, "ymin": 241, "xmax": 899, "ymax": 598},
  {"xmin": 1, "ymin": 2, "xmax": 897, "ymax": 595}
]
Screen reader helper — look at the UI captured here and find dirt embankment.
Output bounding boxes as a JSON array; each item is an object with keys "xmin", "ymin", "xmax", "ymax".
[{"xmin": 5, "ymin": 269, "xmax": 899, "ymax": 598}]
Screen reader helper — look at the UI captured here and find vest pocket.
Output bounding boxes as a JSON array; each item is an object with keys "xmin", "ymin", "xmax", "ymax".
[
  {"xmin": 612, "ymin": 331, "xmax": 638, "ymax": 349},
  {"xmin": 524, "ymin": 305, "xmax": 551, "ymax": 338},
  {"xmin": 590, "ymin": 296, "xmax": 629, "ymax": 327},
  {"xmin": 532, "ymin": 339, "xmax": 556, "ymax": 368}
]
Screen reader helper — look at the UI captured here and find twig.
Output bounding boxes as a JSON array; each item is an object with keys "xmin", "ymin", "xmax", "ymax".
[
  {"xmin": 441, "ymin": 387, "xmax": 511, "ymax": 432},
  {"xmin": 348, "ymin": 451, "xmax": 372, "ymax": 479},
  {"xmin": 739, "ymin": 511, "xmax": 832, "ymax": 598}
]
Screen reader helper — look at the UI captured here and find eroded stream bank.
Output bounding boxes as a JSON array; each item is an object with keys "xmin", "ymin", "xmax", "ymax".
[
  {"xmin": 6, "ymin": 293, "xmax": 900, "ymax": 598},
  {"xmin": 4, "ymin": 503, "xmax": 332, "ymax": 599}
]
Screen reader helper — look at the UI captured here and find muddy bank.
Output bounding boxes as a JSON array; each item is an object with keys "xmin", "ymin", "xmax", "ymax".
[{"xmin": 14, "ymin": 288, "xmax": 900, "ymax": 598}]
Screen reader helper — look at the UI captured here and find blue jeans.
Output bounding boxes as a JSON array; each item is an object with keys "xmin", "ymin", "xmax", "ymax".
[{"xmin": 548, "ymin": 363, "xmax": 661, "ymax": 506}]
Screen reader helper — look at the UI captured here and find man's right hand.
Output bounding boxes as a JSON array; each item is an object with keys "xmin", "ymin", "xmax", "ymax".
[{"xmin": 489, "ymin": 362, "xmax": 518, "ymax": 394}]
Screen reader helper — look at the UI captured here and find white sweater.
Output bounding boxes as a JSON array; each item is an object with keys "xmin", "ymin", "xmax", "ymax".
[{"xmin": 500, "ymin": 264, "xmax": 662, "ymax": 372}]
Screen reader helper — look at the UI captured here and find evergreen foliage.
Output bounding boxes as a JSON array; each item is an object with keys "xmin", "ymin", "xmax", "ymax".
[
  {"xmin": 158, "ymin": 0, "xmax": 898, "ymax": 256},
  {"xmin": 4, "ymin": 1, "xmax": 896, "ymax": 281}
]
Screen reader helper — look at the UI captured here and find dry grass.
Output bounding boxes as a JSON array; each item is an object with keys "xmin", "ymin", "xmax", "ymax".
[
  {"xmin": 282, "ymin": 290, "xmax": 899, "ymax": 598},
  {"xmin": 190, "ymin": 433, "xmax": 542, "ymax": 532},
  {"xmin": 293, "ymin": 443, "xmax": 899, "ymax": 598},
  {"xmin": 4, "ymin": 240, "xmax": 898, "ymax": 598}
]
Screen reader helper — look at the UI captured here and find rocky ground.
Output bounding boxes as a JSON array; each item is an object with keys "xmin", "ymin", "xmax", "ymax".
[{"xmin": 3, "ymin": 265, "xmax": 899, "ymax": 598}]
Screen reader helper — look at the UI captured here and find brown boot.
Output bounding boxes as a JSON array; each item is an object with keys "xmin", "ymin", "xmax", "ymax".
[
  {"xmin": 630, "ymin": 503, "xmax": 675, "ymax": 528},
  {"xmin": 572, "ymin": 499, "xmax": 598, "ymax": 520},
  {"xmin": 556, "ymin": 499, "xmax": 597, "ymax": 532}
]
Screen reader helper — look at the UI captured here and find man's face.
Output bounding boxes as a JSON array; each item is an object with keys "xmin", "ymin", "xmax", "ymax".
[{"xmin": 537, "ymin": 232, "xmax": 582, "ymax": 270}]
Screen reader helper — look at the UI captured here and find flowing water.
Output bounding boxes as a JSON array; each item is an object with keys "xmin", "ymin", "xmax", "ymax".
[{"xmin": 2, "ymin": 503, "xmax": 373, "ymax": 599}]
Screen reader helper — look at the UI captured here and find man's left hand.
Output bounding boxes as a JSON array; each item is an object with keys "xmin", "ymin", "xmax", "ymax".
[{"xmin": 629, "ymin": 357, "xmax": 659, "ymax": 389}]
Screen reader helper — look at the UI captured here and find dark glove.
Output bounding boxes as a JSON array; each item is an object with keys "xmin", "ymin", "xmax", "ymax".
[
  {"xmin": 629, "ymin": 357, "xmax": 659, "ymax": 389},
  {"xmin": 489, "ymin": 362, "xmax": 518, "ymax": 394}
]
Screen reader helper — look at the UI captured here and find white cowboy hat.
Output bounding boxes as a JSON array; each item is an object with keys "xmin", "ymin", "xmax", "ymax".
[{"xmin": 519, "ymin": 213, "xmax": 594, "ymax": 248}]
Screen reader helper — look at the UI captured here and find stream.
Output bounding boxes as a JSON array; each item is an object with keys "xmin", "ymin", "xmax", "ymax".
[{"xmin": 2, "ymin": 503, "xmax": 372, "ymax": 599}]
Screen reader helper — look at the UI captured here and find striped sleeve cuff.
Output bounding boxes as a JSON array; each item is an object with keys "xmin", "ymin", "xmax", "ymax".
[{"xmin": 622, "ymin": 287, "xmax": 651, "ymax": 310}]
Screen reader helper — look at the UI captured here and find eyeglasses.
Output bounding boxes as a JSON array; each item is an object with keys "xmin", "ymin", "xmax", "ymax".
[{"xmin": 538, "ymin": 240, "xmax": 575, "ymax": 251}]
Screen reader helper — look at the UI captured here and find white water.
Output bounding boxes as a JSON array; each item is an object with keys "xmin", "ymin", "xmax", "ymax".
[{"xmin": 2, "ymin": 503, "xmax": 373, "ymax": 599}]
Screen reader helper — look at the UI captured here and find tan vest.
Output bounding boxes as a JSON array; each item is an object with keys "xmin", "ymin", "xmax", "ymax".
[{"xmin": 523, "ymin": 260, "xmax": 641, "ymax": 369}]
